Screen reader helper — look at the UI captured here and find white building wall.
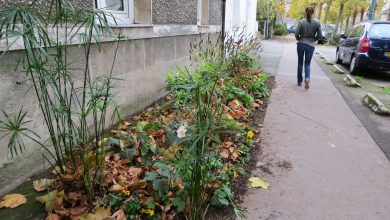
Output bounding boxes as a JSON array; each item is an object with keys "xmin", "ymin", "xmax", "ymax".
[{"xmin": 225, "ymin": 0, "xmax": 258, "ymax": 39}]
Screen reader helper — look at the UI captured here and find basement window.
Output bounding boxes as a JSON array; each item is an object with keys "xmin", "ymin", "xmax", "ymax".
[{"xmin": 96, "ymin": 0, "xmax": 152, "ymax": 26}]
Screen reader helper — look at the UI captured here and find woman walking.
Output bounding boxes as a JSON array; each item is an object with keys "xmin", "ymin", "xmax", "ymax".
[{"xmin": 295, "ymin": 7, "xmax": 322, "ymax": 89}]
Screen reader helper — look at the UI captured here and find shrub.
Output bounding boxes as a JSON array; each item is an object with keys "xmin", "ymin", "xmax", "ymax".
[{"xmin": 274, "ymin": 23, "xmax": 289, "ymax": 36}]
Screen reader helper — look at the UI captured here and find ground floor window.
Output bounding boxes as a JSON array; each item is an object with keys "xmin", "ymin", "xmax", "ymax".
[{"xmin": 96, "ymin": 0, "xmax": 151, "ymax": 25}]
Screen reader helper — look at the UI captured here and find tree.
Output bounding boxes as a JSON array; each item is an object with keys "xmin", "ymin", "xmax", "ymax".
[
  {"xmin": 323, "ymin": 0, "xmax": 334, "ymax": 24},
  {"xmin": 258, "ymin": 0, "xmax": 285, "ymax": 39}
]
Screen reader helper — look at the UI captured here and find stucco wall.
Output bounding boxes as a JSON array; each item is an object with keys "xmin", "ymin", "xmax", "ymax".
[
  {"xmin": 209, "ymin": 0, "xmax": 222, "ymax": 25},
  {"xmin": 0, "ymin": 0, "xmax": 93, "ymax": 12},
  {"xmin": 152, "ymin": 0, "xmax": 198, "ymax": 24}
]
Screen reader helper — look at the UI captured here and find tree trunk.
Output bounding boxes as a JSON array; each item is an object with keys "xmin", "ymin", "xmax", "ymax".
[
  {"xmin": 360, "ymin": 8, "xmax": 365, "ymax": 21},
  {"xmin": 317, "ymin": 2, "xmax": 325, "ymax": 20},
  {"xmin": 335, "ymin": 2, "xmax": 345, "ymax": 33},
  {"xmin": 345, "ymin": 13, "xmax": 351, "ymax": 30},
  {"xmin": 324, "ymin": 3, "xmax": 331, "ymax": 24},
  {"xmin": 388, "ymin": 10, "xmax": 390, "ymax": 21},
  {"xmin": 352, "ymin": 11, "xmax": 358, "ymax": 25}
]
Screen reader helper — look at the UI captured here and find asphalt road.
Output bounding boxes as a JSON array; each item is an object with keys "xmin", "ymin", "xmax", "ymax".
[{"xmin": 315, "ymin": 45, "xmax": 390, "ymax": 160}]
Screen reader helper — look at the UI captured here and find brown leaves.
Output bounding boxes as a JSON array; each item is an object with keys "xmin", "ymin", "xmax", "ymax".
[
  {"xmin": 228, "ymin": 100, "xmax": 247, "ymax": 120},
  {"xmin": 33, "ymin": 178, "xmax": 56, "ymax": 192},
  {"xmin": 0, "ymin": 194, "xmax": 27, "ymax": 208},
  {"xmin": 79, "ymin": 206, "xmax": 111, "ymax": 220},
  {"xmin": 112, "ymin": 209, "xmax": 127, "ymax": 220}
]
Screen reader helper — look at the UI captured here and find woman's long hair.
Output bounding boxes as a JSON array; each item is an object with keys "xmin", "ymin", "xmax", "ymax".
[{"xmin": 306, "ymin": 7, "xmax": 314, "ymax": 22}]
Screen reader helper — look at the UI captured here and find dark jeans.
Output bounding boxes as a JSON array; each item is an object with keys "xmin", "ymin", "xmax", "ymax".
[{"xmin": 297, "ymin": 42, "xmax": 315, "ymax": 84}]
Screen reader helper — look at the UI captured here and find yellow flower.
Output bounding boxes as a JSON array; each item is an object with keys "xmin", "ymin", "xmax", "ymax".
[
  {"xmin": 121, "ymin": 189, "xmax": 130, "ymax": 196},
  {"xmin": 247, "ymin": 130, "xmax": 254, "ymax": 139},
  {"xmin": 143, "ymin": 209, "xmax": 155, "ymax": 216},
  {"xmin": 233, "ymin": 170, "xmax": 238, "ymax": 178}
]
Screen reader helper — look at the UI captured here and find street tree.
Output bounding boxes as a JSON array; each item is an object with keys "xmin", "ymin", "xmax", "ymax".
[{"xmin": 258, "ymin": 0, "xmax": 285, "ymax": 39}]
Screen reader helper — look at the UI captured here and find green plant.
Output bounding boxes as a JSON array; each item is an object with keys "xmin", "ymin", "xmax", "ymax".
[
  {"xmin": 354, "ymin": 76, "xmax": 364, "ymax": 84},
  {"xmin": 384, "ymin": 87, "xmax": 390, "ymax": 95},
  {"xmin": 274, "ymin": 23, "xmax": 289, "ymax": 36},
  {"xmin": 0, "ymin": 0, "xmax": 125, "ymax": 199}
]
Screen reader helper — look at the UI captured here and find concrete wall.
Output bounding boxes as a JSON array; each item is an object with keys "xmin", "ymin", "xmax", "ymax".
[{"xmin": 0, "ymin": 24, "xmax": 220, "ymax": 195}]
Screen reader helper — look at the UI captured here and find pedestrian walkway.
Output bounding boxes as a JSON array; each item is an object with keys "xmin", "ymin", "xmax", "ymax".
[{"xmin": 242, "ymin": 42, "xmax": 390, "ymax": 220}]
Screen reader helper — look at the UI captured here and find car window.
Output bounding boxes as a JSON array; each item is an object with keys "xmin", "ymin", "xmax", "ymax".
[{"xmin": 368, "ymin": 24, "xmax": 390, "ymax": 39}]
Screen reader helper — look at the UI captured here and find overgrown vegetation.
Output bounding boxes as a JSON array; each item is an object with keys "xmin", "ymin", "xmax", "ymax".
[{"xmin": 0, "ymin": 2, "xmax": 270, "ymax": 219}]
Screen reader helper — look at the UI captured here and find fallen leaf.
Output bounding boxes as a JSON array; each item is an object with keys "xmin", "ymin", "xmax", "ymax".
[
  {"xmin": 251, "ymin": 103, "xmax": 260, "ymax": 108},
  {"xmin": 0, "ymin": 194, "xmax": 27, "ymax": 208},
  {"xmin": 46, "ymin": 213, "xmax": 62, "ymax": 220},
  {"xmin": 33, "ymin": 178, "xmax": 56, "ymax": 192},
  {"xmin": 249, "ymin": 177, "xmax": 270, "ymax": 189},
  {"xmin": 80, "ymin": 206, "xmax": 111, "ymax": 220},
  {"xmin": 112, "ymin": 209, "xmax": 127, "ymax": 220},
  {"xmin": 36, "ymin": 190, "xmax": 65, "ymax": 211}
]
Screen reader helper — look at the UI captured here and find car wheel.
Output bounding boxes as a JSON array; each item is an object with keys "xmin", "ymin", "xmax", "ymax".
[
  {"xmin": 349, "ymin": 55, "xmax": 361, "ymax": 75},
  {"xmin": 335, "ymin": 49, "xmax": 343, "ymax": 64}
]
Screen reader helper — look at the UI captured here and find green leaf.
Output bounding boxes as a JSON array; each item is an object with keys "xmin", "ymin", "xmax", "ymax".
[
  {"xmin": 154, "ymin": 162, "xmax": 171, "ymax": 178},
  {"xmin": 152, "ymin": 179, "xmax": 169, "ymax": 194},
  {"xmin": 120, "ymin": 149, "xmax": 134, "ymax": 160},
  {"xmin": 144, "ymin": 171, "xmax": 157, "ymax": 181},
  {"xmin": 144, "ymin": 121, "xmax": 162, "ymax": 131},
  {"xmin": 147, "ymin": 199, "xmax": 156, "ymax": 209},
  {"xmin": 172, "ymin": 197, "xmax": 186, "ymax": 212},
  {"xmin": 140, "ymin": 145, "xmax": 149, "ymax": 156}
]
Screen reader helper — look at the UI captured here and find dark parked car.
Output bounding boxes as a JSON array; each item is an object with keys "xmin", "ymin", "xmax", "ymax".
[
  {"xmin": 288, "ymin": 25, "xmax": 296, "ymax": 33},
  {"xmin": 336, "ymin": 21, "xmax": 390, "ymax": 75}
]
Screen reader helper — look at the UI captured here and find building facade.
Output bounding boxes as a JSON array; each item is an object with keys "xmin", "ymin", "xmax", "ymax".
[
  {"xmin": 0, "ymin": 0, "xmax": 225, "ymax": 194},
  {"xmin": 225, "ymin": 0, "xmax": 258, "ymax": 39}
]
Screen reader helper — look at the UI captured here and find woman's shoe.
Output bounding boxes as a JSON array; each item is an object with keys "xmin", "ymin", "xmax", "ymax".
[{"xmin": 304, "ymin": 80, "xmax": 310, "ymax": 89}]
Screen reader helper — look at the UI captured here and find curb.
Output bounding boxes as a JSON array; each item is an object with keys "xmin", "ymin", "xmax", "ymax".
[
  {"xmin": 333, "ymin": 64, "xmax": 345, "ymax": 74},
  {"xmin": 362, "ymin": 93, "xmax": 390, "ymax": 116},
  {"xmin": 343, "ymin": 74, "xmax": 362, "ymax": 88}
]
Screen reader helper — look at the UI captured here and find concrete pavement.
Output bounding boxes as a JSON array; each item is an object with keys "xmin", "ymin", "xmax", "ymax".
[
  {"xmin": 242, "ymin": 42, "xmax": 390, "ymax": 219},
  {"xmin": 315, "ymin": 45, "xmax": 390, "ymax": 160}
]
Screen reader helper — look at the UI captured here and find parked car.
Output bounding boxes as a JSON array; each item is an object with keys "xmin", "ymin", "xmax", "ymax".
[
  {"xmin": 336, "ymin": 21, "xmax": 390, "ymax": 75},
  {"xmin": 288, "ymin": 25, "xmax": 296, "ymax": 33}
]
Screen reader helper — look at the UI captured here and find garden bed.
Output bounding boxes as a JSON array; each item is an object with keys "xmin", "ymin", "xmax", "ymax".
[{"xmin": 0, "ymin": 2, "xmax": 272, "ymax": 218}]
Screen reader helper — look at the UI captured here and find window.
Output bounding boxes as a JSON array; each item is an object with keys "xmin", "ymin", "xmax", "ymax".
[
  {"xmin": 96, "ymin": 0, "xmax": 151, "ymax": 26},
  {"xmin": 198, "ymin": 0, "xmax": 209, "ymax": 25}
]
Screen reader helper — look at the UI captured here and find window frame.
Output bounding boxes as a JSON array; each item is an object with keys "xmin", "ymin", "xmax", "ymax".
[
  {"xmin": 96, "ymin": 0, "xmax": 134, "ymax": 25},
  {"xmin": 197, "ymin": 0, "xmax": 210, "ymax": 26}
]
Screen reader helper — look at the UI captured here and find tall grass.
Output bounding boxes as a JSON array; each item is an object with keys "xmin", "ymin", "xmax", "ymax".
[{"xmin": 0, "ymin": 0, "xmax": 123, "ymax": 199}]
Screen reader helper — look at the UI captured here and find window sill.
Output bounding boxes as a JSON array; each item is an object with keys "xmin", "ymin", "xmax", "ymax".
[{"xmin": 109, "ymin": 24, "xmax": 154, "ymax": 28}]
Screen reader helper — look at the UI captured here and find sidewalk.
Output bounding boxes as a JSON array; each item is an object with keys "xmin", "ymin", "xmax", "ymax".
[{"xmin": 242, "ymin": 42, "xmax": 390, "ymax": 219}]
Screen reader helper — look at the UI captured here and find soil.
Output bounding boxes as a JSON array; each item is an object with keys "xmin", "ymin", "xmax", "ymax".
[{"xmin": 205, "ymin": 76, "xmax": 276, "ymax": 220}]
